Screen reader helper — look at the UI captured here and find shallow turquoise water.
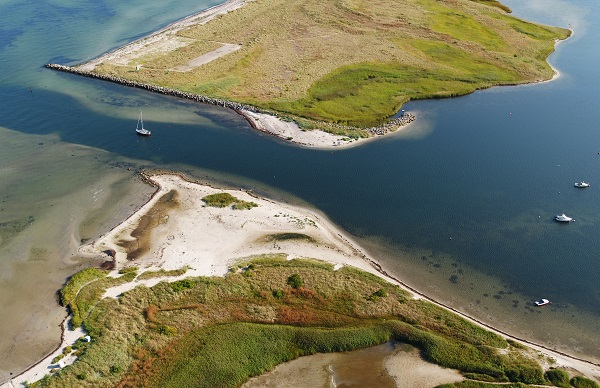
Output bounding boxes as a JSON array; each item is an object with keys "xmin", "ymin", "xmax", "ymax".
[{"xmin": 0, "ymin": 0, "xmax": 599, "ymax": 381}]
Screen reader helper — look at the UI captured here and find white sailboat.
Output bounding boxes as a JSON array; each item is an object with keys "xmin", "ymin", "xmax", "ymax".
[
  {"xmin": 135, "ymin": 111, "xmax": 151, "ymax": 136},
  {"xmin": 574, "ymin": 181, "xmax": 590, "ymax": 188}
]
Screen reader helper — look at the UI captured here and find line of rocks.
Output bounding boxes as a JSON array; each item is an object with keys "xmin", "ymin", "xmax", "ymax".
[
  {"xmin": 45, "ymin": 63, "xmax": 260, "ymax": 113},
  {"xmin": 45, "ymin": 63, "xmax": 415, "ymax": 137}
]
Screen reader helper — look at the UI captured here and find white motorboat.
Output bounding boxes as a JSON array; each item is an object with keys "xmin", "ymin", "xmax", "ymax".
[
  {"xmin": 135, "ymin": 111, "xmax": 151, "ymax": 136},
  {"xmin": 554, "ymin": 214, "xmax": 573, "ymax": 222},
  {"xmin": 574, "ymin": 181, "xmax": 590, "ymax": 188},
  {"xmin": 534, "ymin": 299, "xmax": 550, "ymax": 306}
]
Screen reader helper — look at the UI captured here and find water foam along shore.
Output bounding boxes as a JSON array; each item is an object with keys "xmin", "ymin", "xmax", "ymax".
[
  {"xmin": 4, "ymin": 172, "xmax": 600, "ymax": 387},
  {"xmin": 45, "ymin": 0, "xmax": 417, "ymax": 150}
]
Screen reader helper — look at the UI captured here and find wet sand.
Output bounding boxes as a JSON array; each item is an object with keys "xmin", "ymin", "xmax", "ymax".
[
  {"xmin": 0, "ymin": 128, "xmax": 154, "ymax": 384},
  {"xmin": 243, "ymin": 342, "xmax": 463, "ymax": 388}
]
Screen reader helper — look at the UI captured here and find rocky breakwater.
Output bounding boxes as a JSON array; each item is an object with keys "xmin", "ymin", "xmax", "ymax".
[
  {"xmin": 45, "ymin": 63, "xmax": 416, "ymax": 142},
  {"xmin": 45, "ymin": 64, "xmax": 258, "ymax": 113}
]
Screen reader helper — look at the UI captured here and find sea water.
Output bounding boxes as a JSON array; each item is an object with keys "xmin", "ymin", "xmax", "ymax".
[{"xmin": 1, "ymin": 0, "xmax": 599, "ymax": 382}]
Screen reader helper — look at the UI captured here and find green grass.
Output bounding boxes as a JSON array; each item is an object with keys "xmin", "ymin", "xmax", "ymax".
[
  {"xmin": 154, "ymin": 323, "xmax": 392, "ymax": 387},
  {"xmin": 468, "ymin": 0, "xmax": 511, "ymax": 12},
  {"xmin": 67, "ymin": 272, "xmax": 137, "ymax": 328},
  {"xmin": 545, "ymin": 368, "xmax": 571, "ymax": 387},
  {"xmin": 60, "ymin": 268, "xmax": 108, "ymax": 306},
  {"xmin": 232, "ymin": 200, "xmax": 258, "ymax": 210},
  {"xmin": 571, "ymin": 376, "xmax": 600, "ymax": 388},
  {"xmin": 202, "ymin": 193, "xmax": 258, "ymax": 210},
  {"xmin": 202, "ymin": 193, "xmax": 237, "ymax": 207},
  {"xmin": 423, "ymin": 1, "xmax": 506, "ymax": 50},
  {"xmin": 438, "ymin": 382, "xmax": 526, "ymax": 388},
  {"xmin": 41, "ymin": 258, "xmax": 580, "ymax": 387},
  {"xmin": 269, "ymin": 59, "xmax": 516, "ymax": 126},
  {"xmin": 137, "ymin": 267, "xmax": 189, "ymax": 280}
]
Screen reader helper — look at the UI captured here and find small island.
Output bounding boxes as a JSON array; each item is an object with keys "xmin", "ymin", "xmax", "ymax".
[{"xmin": 47, "ymin": 0, "xmax": 570, "ymax": 148}]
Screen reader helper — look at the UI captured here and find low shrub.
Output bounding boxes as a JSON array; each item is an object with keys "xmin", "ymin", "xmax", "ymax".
[
  {"xmin": 545, "ymin": 368, "xmax": 570, "ymax": 387},
  {"xmin": 287, "ymin": 274, "xmax": 303, "ymax": 289},
  {"xmin": 571, "ymin": 376, "xmax": 600, "ymax": 388},
  {"xmin": 170, "ymin": 279, "xmax": 196, "ymax": 292}
]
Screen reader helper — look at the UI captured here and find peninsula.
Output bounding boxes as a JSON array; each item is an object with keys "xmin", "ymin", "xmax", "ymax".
[
  {"xmin": 8, "ymin": 173, "xmax": 600, "ymax": 387},
  {"xmin": 48, "ymin": 0, "xmax": 570, "ymax": 148}
]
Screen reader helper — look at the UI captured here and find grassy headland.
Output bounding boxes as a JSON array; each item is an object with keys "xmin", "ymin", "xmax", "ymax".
[
  {"xmin": 90, "ymin": 0, "xmax": 570, "ymax": 129},
  {"xmin": 31, "ymin": 256, "xmax": 577, "ymax": 387}
]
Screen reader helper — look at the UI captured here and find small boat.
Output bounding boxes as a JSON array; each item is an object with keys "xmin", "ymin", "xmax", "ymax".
[
  {"xmin": 554, "ymin": 214, "xmax": 573, "ymax": 222},
  {"xmin": 574, "ymin": 181, "xmax": 590, "ymax": 188},
  {"xmin": 135, "ymin": 111, "xmax": 151, "ymax": 136},
  {"xmin": 534, "ymin": 298, "xmax": 550, "ymax": 306}
]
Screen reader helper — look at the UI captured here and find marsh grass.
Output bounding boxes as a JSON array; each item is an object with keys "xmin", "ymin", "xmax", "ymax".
[
  {"xmin": 43, "ymin": 257, "xmax": 557, "ymax": 387},
  {"xmin": 262, "ymin": 233, "xmax": 316, "ymax": 243},
  {"xmin": 60, "ymin": 268, "xmax": 108, "ymax": 306},
  {"xmin": 91, "ymin": 0, "xmax": 569, "ymax": 128},
  {"xmin": 68, "ymin": 272, "xmax": 137, "ymax": 328},
  {"xmin": 202, "ymin": 193, "xmax": 258, "ymax": 210},
  {"xmin": 571, "ymin": 376, "xmax": 600, "ymax": 388},
  {"xmin": 137, "ymin": 267, "xmax": 188, "ymax": 280}
]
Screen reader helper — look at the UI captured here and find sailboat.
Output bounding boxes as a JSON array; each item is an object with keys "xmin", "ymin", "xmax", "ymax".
[{"xmin": 135, "ymin": 111, "xmax": 151, "ymax": 136}]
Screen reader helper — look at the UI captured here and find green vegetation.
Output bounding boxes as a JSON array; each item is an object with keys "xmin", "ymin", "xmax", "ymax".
[
  {"xmin": 202, "ymin": 193, "xmax": 258, "ymax": 210},
  {"xmin": 262, "ymin": 233, "xmax": 317, "ymax": 243},
  {"xmin": 232, "ymin": 200, "xmax": 258, "ymax": 210},
  {"xmin": 571, "ymin": 376, "xmax": 600, "ymax": 388},
  {"xmin": 91, "ymin": 0, "xmax": 570, "ymax": 129},
  {"xmin": 60, "ymin": 268, "xmax": 108, "ymax": 306},
  {"xmin": 137, "ymin": 267, "xmax": 188, "ymax": 280},
  {"xmin": 63, "ymin": 271, "xmax": 137, "ymax": 328},
  {"xmin": 545, "ymin": 368, "xmax": 570, "ymax": 387},
  {"xmin": 201, "ymin": 193, "xmax": 237, "ymax": 207},
  {"xmin": 439, "ymin": 382, "xmax": 526, "ymax": 388},
  {"xmin": 118, "ymin": 266, "xmax": 139, "ymax": 274},
  {"xmin": 32, "ymin": 256, "xmax": 585, "ymax": 387},
  {"xmin": 287, "ymin": 273, "xmax": 304, "ymax": 289}
]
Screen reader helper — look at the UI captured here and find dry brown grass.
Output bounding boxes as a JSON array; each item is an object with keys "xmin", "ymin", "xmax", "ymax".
[{"xmin": 94, "ymin": 0, "xmax": 568, "ymax": 113}]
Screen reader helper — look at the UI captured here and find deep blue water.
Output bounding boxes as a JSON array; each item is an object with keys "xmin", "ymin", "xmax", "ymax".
[{"xmin": 0, "ymin": 0, "xmax": 599, "ymax": 373}]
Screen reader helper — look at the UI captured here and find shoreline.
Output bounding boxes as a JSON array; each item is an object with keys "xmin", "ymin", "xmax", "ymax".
[
  {"xmin": 45, "ymin": 63, "xmax": 416, "ymax": 150},
  {"xmin": 4, "ymin": 171, "xmax": 599, "ymax": 386},
  {"xmin": 45, "ymin": 0, "xmax": 419, "ymax": 150},
  {"xmin": 46, "ymin": 0, "xmax": 569, "ymax": 150}
]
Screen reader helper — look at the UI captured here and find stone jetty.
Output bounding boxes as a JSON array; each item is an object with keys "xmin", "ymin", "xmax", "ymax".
[{"xmin": 45, "ymin": 63, "xmax": 415, "ymax": 140}]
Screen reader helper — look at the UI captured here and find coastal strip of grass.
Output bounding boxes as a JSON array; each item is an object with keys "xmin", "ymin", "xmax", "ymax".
[
  {"xmin": 67, "ymin": 271, "xmax": 137, "ymax": 328},
  {"xmin": 60, "ymin": 268, "xmax": 108, "ymax": 306},
  {"xmin": 38, "ymin": 257, "xmax": 581, "ymax": 387},
  {"xmin": 137, "ymin": 267, "xmax": 189, "ymax": 281}
]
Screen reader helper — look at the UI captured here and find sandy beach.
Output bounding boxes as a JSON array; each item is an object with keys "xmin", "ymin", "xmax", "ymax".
[{"xmin": 4, "ymin": 172, "xmax": 599, "ymax": 387}]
